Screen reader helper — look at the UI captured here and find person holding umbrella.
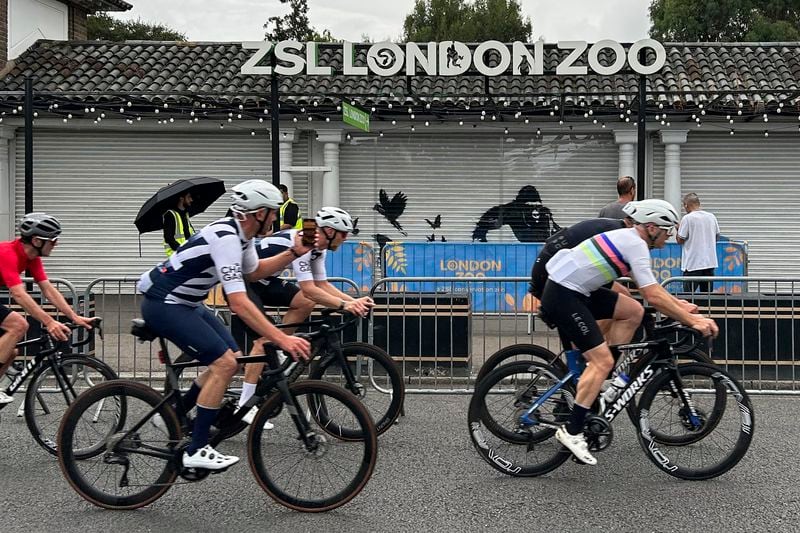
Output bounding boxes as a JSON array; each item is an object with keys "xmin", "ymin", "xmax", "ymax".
[
  {"xmin": 134, "ymin": 177, "xmax": 226, "ymax": 254},
  {"xmin": 137, "ymin": 180, "xmax": 312, "ymax": 471},
  {"xmin": 162, "ymin": 191, "xmax": 195, "ymax": 257}
]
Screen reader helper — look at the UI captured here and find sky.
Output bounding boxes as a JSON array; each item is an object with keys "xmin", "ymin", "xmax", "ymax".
[{"xmin": 114, "ymin": 0, "xmax": 652, "ymax": 43}]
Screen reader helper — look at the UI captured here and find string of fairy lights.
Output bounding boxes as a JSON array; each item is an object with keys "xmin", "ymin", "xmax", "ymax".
[{"xmin": 1, "ymin": 92, "xmax": 800, "ymax": 139}]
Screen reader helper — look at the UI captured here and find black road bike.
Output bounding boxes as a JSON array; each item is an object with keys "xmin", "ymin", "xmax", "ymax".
[
  {"xmin": 475, "ymin": 308, "xmax": 713, "ymax": 383},
  {"xmin": 57, "ymin": 311, "xmax": 378, "ymax": 512},
  {"xmin": 175, "ymin": 310, "xmax": 405, "ymax": 440},
  {"xmin": 0, "ymin": 319, "xmax": 116, "ymax": 455},
  {"xmin": 468, "ymin": 326, "xmax": 754, "ymax": 480}
]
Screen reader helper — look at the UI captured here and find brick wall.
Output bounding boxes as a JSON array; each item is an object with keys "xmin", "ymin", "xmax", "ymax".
[
  {"xmin": 69, "ymin": 5, "xmax": 88, "ymax": 40},
  {"xmin": 0, "ymin": 0, "xmax": 8, "ymax": 70}
]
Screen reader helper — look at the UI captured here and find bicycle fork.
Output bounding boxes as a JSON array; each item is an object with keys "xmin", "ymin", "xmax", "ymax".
[
  {"xmin": 665, "ymin": 368, "xmax": 703, "ymax": 429},
  {"xmin": 274, "ymin": 380, "xmax": 320, "ymax": 450}
]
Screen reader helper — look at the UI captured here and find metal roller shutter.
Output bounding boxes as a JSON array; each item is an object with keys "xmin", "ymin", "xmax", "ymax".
[
  {"xmin": 14, "ymin": 128, "xmax": 310, "ymax": 289},
  {"xmin": 339, "ymin": 130, "xmax": 620, "ymax": 243},
  {"xmin": 652, "ymin": 131, "xmax": 800, "ymax": 277}
]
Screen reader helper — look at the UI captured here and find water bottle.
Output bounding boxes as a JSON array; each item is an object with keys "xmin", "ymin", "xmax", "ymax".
[{"xmin": 601, "ymin": 372, "xmax": 630, "ymax": 404}]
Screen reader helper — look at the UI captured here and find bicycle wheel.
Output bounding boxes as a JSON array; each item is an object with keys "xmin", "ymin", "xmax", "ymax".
[
  {"xmin": 468, "ymin": 361, "xmax": 572, "ymax": 477},
  {"xmin": 58, "ymin": 380, "xmax": 182, "ymax": 509},
  {"xmin": 625, "ymin": 348, "xmax": 716, "ymax": 427},
  {"xmin": 25, "ymin": 355, "xmax": 117, "ymax": 456},
  {"xmin": 309, "ymin": 342, "xmax": 404, "ymax": 438},
  {"xmin": 475, "ymin": 343, "xmax": 565, "ymax": 384},
  {"xmin": 637, "ymin": 363, "xmax": 754, "ymax": 480},
  {"xmin": 248, "ymin": 380, "xmax": 377, "ymax": 512}
]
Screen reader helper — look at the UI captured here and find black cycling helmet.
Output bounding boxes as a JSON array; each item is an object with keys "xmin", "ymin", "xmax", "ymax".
[{"xmin": 19, "ymin": 212, "xmax": 62, "ymax": 240}]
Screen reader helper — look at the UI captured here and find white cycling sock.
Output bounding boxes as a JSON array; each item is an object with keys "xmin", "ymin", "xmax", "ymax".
[{"xmin": 239, "ymin": 382, "xmax": 257, "ymax": 408}]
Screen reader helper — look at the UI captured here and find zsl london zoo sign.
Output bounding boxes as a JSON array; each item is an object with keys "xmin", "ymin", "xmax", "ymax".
[{"xmin": 241, "ymin": 39, "xmax": 665, "ymax": 77}]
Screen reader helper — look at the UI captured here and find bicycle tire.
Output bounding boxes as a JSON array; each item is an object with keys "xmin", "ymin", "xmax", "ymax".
[
  {"xmin": 636, "ymin": 363, "xmax": 754, "ymax": 480},
  {"xmin": 25, "ymin": 354, "xmax": 118, "ymax": 456},
  {"xmin": 468, "ymin": 361, "xmax": 572, "ymax": 477},
  {"xmin": 248, "ymin": 380, "xmax": 377, "ymax": 512},
  {"xmin": 624, "ymin": 348, "xmax": 715, "ymax": 428},
  {"xmin": 309, "ymin": 342, "xmax": 404, "ymax": 438},
  {"xmin": 58, "ymin": 380, "xmax": 182, "ymax": 509},
  {"xmin": 475, "ymin": 343, "xmax": 565, "ymax": 384}
]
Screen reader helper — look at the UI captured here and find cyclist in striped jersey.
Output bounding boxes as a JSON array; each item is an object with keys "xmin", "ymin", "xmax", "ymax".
[
  {"xmin": 233, "ymin": 207, "xmax": 375, "ymax": 425},
  {"xmin": 137, "ymin": 180, "xmax": 313, "ymax": 471},
  {"xmin": 540, "ymin": 199, "xmax": 718, "ymax": 466}
]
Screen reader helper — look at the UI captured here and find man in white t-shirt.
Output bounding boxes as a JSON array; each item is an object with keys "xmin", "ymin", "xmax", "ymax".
[
  {"xmin": 540, "ymin": 199, "xmax": 718, "ymax": 466},
  {"xmin": 677, "ymin": 193, "xmax": 720, "ymax": 294}
]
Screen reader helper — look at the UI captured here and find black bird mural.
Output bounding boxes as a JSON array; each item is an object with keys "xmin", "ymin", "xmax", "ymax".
[
  {"xmin": 440, "ymin": 235, "xmax": 447, "ymax": 242},
  {"xmin": 373, "ymin": 233, "xmax": 392, "ymax": 249},
  {"xmin": 351, "ymin": 217, "xmax": 360, "ymax": 236},
  {"xmin": 373, "ymin": 189, "xmax": 408, "ymax": 236},
  {"xmin": 426, "ymin": 233, "xmax": 435, "ymax": 242},
  {"xmin": 424, "ymin": 214, "xmax": 442, "ymax": 230}
]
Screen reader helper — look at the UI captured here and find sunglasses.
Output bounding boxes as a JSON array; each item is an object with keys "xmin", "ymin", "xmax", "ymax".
[
  {"xmin": 37, "ymin": 236, "xmax": 59, "ymax": 243},
  {"xmin": 659, "ymin": 226, "xmax": 676, "ymax": 237}
]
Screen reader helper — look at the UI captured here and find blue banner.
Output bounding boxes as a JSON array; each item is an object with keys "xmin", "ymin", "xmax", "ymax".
[
  {"xmin": 326, "ymin": 241, "xmax": 374, "ymax": 295},
  {"xmin": 382, "ymin": 240, "xmax": 748, "ymax": 312},
  {"xmin": 276, "ymin": 241, "xmax": 374, "ymax": 296}
]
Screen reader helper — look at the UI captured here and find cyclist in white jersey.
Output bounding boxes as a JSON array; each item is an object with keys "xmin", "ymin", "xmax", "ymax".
[
  {"xmin": 235, "ymin": 207, "xmax": 375, "ymax": 424},
  {"xmin": 540, "ymin": 199, "xmax": 718, "ymax": 466},
  {"xmin": 137, "ymin": 180, "xmax": 313, "ymax": 471}
]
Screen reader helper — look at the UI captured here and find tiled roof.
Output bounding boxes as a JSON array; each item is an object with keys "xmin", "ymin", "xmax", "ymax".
[
  {"xmin": 70, "ymin": 0, "xmax": 133, "ymax": 12},
  {"xmin": 2, "ymin": 40, "xmax": 799, "ymax": 113}
]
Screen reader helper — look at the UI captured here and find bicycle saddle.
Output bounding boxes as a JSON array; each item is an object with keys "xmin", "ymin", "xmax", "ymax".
[{"xmin": 130, "ymin": 319, "xmax": 158, "ymax": 342}]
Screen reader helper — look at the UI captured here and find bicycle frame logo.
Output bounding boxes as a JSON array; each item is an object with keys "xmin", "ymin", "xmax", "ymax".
[
  {"xmin": 602, "ymin": 365, "xmax": 655, "ymax": 421},
  {"xmin": 7, "ymin": 358, "xmax": 37, "ymax": 393}
]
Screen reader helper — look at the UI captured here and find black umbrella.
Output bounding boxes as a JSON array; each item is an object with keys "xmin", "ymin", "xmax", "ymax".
[{"xmin": 134, "ymin": 177, "xmax": 227, "ymax": 233}]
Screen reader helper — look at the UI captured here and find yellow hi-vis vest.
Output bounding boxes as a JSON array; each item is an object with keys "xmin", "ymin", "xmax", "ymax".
[
  {"xmin": 163, "ymin": 209, "xmax": 195, "ymax": 257},
  {"xmin": 280, "ymin": 198, "xmax": 302, "ymax": 230}
]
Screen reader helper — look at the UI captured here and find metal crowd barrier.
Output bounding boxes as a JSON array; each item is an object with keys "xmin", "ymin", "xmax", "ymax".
[
  {"xmin": 661, "ymin": 276, "xmax": 800, "ymax": 394},
  {"xmin": 7, "ymin": 275, "xmax": 796, "ymax": 394},
  {"xmin": 80, "ymin": 276, "xmax": 362, "ymax": 389},
  {"xmin": 369, "ymin": 277, "xmax": 562, "ymax": 393}
]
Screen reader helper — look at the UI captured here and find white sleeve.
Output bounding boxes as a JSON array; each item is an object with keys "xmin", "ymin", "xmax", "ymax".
[
  {"xmin": 291, "ymin": 252, "xmax": 316, "ymax": 282},
  {"xmin": 677, "ymin": 216, "xmax": 689, "ymax": 240},
  {"xmin": 241, "ymin": 241, "xmax": 259, "ymax": 275},
  {"xmin": 311, "ymin": 250, "xmax": 328, "ymax": 281},
  {"xmin": 626, "ymin": 239, "xmax": 658, "ymax": 289},
  {"xmin": 209, "ymin": 233, "xmax": 247, "ymax": 294}
]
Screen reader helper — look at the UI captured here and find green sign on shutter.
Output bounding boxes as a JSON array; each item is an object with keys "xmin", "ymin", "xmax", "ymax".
[{"xmin": 342, "ymin": 102, "xmax": 370, "ymax": 132}]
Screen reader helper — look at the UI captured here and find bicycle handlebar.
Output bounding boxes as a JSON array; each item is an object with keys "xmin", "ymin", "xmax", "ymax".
[
  {"xmin": 15, "ymin": 317, "xmax": 103, "ymax": 350},
  {"xmin": 278, "ymin": 308, "xmax": 361, "ymax": 338}
]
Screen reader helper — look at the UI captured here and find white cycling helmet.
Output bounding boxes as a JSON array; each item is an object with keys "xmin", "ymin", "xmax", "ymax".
[
  {"xmin": 230, "ymin": 180, "xmax": 283, "ymax": 212},
  {"xmin": 622, "ymin": 199, "xmax": 679, "ymax": 228},
  {"xmin": 315, "ymin": 206, "xmax": 354, "ymax": 232},
  {"xmin": 19, "ymin": 212, "xmax": 62, "ymax": 239}
]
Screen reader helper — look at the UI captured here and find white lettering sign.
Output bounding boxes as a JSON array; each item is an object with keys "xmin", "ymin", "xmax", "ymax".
[{"xmin": 241, "ymin": 39, "xmax": 666, "ymax": 77}]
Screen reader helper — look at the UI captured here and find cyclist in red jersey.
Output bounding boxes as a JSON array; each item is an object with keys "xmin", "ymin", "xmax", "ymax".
[{"xmin": 0, "ymin": 213, "xmax": 94, "ymax": 404}]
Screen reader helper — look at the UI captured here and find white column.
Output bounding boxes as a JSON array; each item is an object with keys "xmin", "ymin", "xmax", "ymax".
[
  {"xmin": 315, "ymin": 129, "xmax": 344, "ymax": 207},
  {"xmin": 613, "ymin": 130, "xmax": 638, "ymax": 179},
  {"xmin": 278, "ymin": 128, "xmax": 296, "ymax": 195},
  {"xmin": 0, "ymin": 127, "xmax": 15, "ymax": 239},
  {"xmin": 660, "ymin": 130, "xmax": 688, "ymax": 210}
]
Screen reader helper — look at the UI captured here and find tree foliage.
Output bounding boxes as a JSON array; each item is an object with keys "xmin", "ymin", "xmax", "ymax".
[
  {"xmin": 403, "ymin": 0, "xmax": 533, "ymax": 42},
  {"xmin": 649, "ymin": 0, "xmax": 800, "ymax": 42},
  {"xmin": 264, "ymin": 0, "xmax": 336, "ymax": 42},
  {"xmin": 87, "ymin": 13, "xmax": 186, "ymax": 41}
]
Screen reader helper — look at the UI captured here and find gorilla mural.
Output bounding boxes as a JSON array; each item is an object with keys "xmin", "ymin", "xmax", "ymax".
[{"xmin": 471, "ymin": 185, "xmax": 561, "ymax": 242}]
